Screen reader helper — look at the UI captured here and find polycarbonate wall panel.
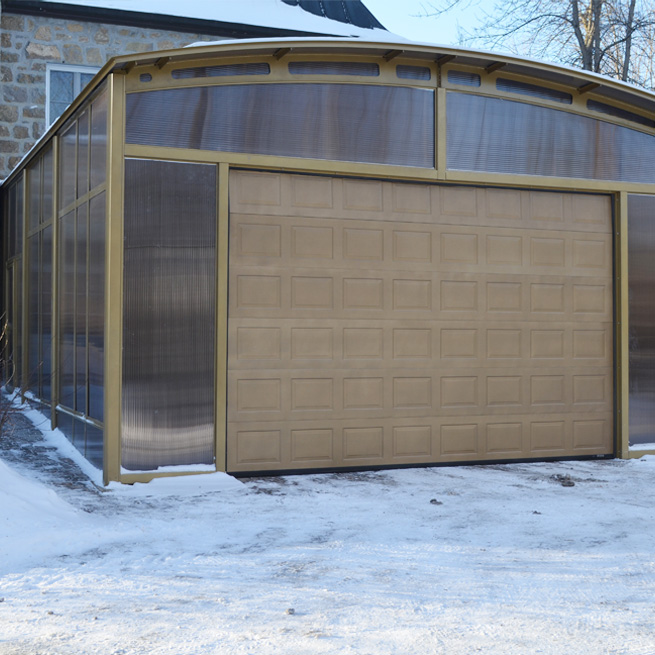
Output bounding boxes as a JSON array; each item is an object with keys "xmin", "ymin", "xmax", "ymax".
[
  {"xmin": 41, "ymin": 225, "xmax": 52, "ymax": 401},
  {"xmin": 16, "ymin": 178, "xmax": 23, "ymax": 260},
  {"xmin": 15, "ymin": 259, "xmax": 22, "ymax": 390},
  {"xmin": 125, "ymin": 84, "xmax": 435, "ymax": 168},
  {"xmin": 59, "ymin": 210, "xmax": 75, "ymax": 409},
  {"xmin": 90, "ymin": 90, "xmax": 107, "ymax": 189},
  {"xmin": 5, "ymin": 266, "xmax": 14, "ymax": 386},
  {"xmin": 75, "ymin": 204, "xmax": 87, "ymax": 414},
  {"xmin": 85, "ymin": 424, "xmax": 103, "ymax": 468},
  {"xmin": 77, "ymin": 109, "xmax": 90, "ymax": 199},
  {"xmin": 122, "ymin": 159, "xmax": 216, "ymax": 471},
  {"xmin": 42, "ymin": 147, "xmax": 53, "ymax": 224},
  {"xmin": 6, "ymin": 184, "xmax": 16, "ymax": 258},
  {"xmin": 59, "ymin": 123, "xmax": 76, "ymax": 209},
  {"xmin": 447, "ymin": 92, "xmax": 655, "ymax": 183},
  {"xmin": 628, "ymin": 195, "xmax": 655, "ymax": 447},
  {"xmin": 27, "ymin": 160, "xmax": 41, "ymax": 232},
  {"xmin": 87, "ymin": 193, "xmax": 105, "ymax": 422},
  {"xmin": 28, "ymin": 235, "xmax": 39, "ymax": 392}
]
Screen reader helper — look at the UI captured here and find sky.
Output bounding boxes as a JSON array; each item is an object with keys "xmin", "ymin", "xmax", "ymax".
[{"xmin": 363, "ymin": 0, "xmax": 491, "ymax": 45}]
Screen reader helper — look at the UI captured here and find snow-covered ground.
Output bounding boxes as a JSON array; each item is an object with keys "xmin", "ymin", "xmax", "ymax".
[{"xmin": 2, "ymin": 410, "xmax": 655, "ymax": 654}]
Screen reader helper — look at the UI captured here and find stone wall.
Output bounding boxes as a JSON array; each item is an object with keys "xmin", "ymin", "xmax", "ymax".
[{"xmin": 0, "ymin": 10, "xmax": 223, "ymax": 179}]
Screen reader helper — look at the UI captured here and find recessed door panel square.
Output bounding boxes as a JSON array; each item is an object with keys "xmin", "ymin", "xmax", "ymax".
[
  {"xmin": 487, "ymin": 235, "xmax": 522, "ymax": 265},
  {"xmin": 531, "ymin": 284, "xmax": 564, "ymax": 313},
  {"xmin": 487, "ymin": 282, "xmax": 521, "ymax": 311},
  {"xmin": 343, "ymin": 179, "xmax": 383, "ymax": 211},
  {"xmin": 393, "ymin": 230, "xmax": 431, "ymax": 262},
  {"xmin": 530, "ymin": 421, "xmax": 565, "ymax": 450},
  {"xmin": 291, "ymin": 378, "xmax": 334, "ymax": 411},
  {"xmin": 393, "ymin": 377, "xmax": 432, "ymax": 408},
  {"xmin": 343, "ymin": 427, "xmax": 383, "ymax": 459},
  {"xmin": 531, "ymin": 330, "xmax": 564, "ymax": 358},
  {"xmin": 291, "ymin": 429, "xmax": 334, "ymax": 462},
  {"xmin": 487, "ymin": 376, "xmax": 522, "ymax": 406},
  {"xmin": 291, "ymin": 276, "xmax": 333, "ymax": 309},
  {"xmin": 486, "ymin": 329, "xmax": 521, "ymax": 359},
  {"xmin": 441, "ymin": 281, "xmax": 477, "ymax": 311},
  {"xmin": 236, "ymin": 430, "xmax": 281, "ymax": 464},
  {"xmin": 441, "ymin": 329, "xmax": 477, "ymax": 358},
  {"xmin": 393, "ymin": 328, "xmax": 432, "ymax": 358},
  {"xmin": 344, "ymin": 328, "xmax": 383, "ymax": 359},
  {"xmin": 237, "ymin": 275, "xmax": 281, "ymax": 308},
  {"xmin": 236, "ymin": 379, "xmax": 281, "ymax": 412},
  {"xmin": 531, "ymin": 376, "xmax": 565, "ymax": 405},
  {"xmin": 238, "ymin": 223, "xmax": 281, "ymax": 257},
  {"xmin": 441, "ymin": 233, "xmax": 478, "ymax": 264},
  {"xmin": 291, "ymin": 226, "xmax": 333, "ymax": 259},
  {"xmin": 393, "ymin": 279, "xmax": 432, "ymax": 310},
  {"xmin": 343, "ymin": 278, "xmax": 384, "ymax": 309},
  {"xmin": 486, "ymin": 423, "xmax": 523, "ymax": 453},
  {"xmin": 291, "ymin": 328, "xmax": 333, "ymax": 360},
  {"xmin": 344, "ymin": 378, "xmax": 384, "ymax": 409},
  {"xmin": 441, "ymin": 424, "xmax": 478, "ymax": 454},
  {"xmin": 237, "ymin": 327, "xmax": 281, "ymax": 360},
  {"xmin": 393, "ymin": 426, "xmax": 431, "ymax": 456},
  {"xmin": 392, "ymin": 183, "xmax": 431, "ymax": 214},
  {"xmin": 344, "ymin": 228, "xmax": 383, "ymax": 260},
  {"xmin": 290, "ymin": 175, "xmax": 333, "ymax": 208},
  {"xmin": 441, "ymin": 376, "xmax": 478, "ymax": 407}
]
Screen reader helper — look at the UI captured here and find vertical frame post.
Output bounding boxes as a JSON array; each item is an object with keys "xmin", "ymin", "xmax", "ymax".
[
  {"xmin": 436, "ymin": 88, "xmax": 447, "ymax": 180},
  {"xmin": 51, "ymin": 137, "xmax": 59, "ymax": 429},
  {"xmin": 616, "ymin": 191, "xmax": 630, "ymax": 457},
  {"xmin": 215, "ymin": 163, "xmax": 229, "ymax": 472},
  {"xmin": 20, "ymin": 173, "xmax": 28, "ymax": 399},
  {"xmin": 103, "ymin": 73, "xmax": 126, "ymax": 484}
]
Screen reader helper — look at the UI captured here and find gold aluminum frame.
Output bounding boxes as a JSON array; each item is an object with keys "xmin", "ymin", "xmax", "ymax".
[{"xmin": 4, "ymin": 38, "xmax": 655, "ymax": 484}]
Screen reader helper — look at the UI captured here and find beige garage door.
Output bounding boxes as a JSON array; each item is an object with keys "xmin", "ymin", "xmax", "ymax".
[{"xmin": 227, "ymin": 171, "xmax": 614, "ymax": 473}]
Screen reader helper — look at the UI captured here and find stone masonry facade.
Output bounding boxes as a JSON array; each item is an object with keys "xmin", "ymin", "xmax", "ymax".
[{"xmin": 0, "ymin": 10, "xmax": 223, "ymax": 179}]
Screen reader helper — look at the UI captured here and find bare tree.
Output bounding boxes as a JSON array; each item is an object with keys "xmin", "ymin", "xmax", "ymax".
[{"xmin": 426, "ymin": 0, "xmax": 655, "ymax": 88}]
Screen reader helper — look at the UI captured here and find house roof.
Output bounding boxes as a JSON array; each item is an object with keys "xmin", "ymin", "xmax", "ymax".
[
  {"xmin": 3, "ymin": 0, "xmax": 389, "ymax": 39},
  {"xmin": 279, "ymin": 0, "xmax": 385, "ymax": 30}
]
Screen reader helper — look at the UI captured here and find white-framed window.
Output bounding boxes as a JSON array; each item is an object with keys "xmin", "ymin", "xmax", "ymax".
[{"xmin": 46, "ymin": 64, "xmax": 99, "ymax": 126}]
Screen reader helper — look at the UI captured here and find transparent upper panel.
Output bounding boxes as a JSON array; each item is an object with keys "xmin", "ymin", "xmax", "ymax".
[
  {"xmin": 126, "ymin": 84, "xmax": 435, "ymax": 168},
  {"xmin": 447, "ymin": 92, "xmax": 655, "ymax": 183}
]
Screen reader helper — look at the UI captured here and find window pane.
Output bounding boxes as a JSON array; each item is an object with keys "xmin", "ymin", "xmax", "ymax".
[
  {"xmin": 80, "ymin": 72, "xmax": 95, "ymax": 89},
  {"xmin": 50, "ymin": 71, "xmax": 74, "ymax": 124}
]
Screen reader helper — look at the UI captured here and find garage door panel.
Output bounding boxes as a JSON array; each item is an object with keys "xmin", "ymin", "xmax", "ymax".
[
  {"xmin": 227, "ymin": 412, "xmax": 614, "ymax": 472},
  {"xmin": 230, "ymin": 271, "xmax": 611, "ymax": 323},
  {"xmin": 230, "ymin": 214, "xmax": 611, "ymax": 284},
  {"xmin": 230, "ymin": 177, "xmax": 611, "ymax": 235},
  {"xmin": 227, "ymin": 171, "xmax": 614, "ymax": 472}
]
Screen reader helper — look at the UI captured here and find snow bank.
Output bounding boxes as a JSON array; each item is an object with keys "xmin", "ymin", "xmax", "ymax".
[{"xmin": 0, "ymin": 457, "xmax": 91, "ymax": 573}]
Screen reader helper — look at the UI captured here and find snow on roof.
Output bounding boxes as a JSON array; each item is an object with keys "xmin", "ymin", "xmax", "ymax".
[{"xmin": 36, "ymin": 0, "xmax": 389, "ymax": 38}]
